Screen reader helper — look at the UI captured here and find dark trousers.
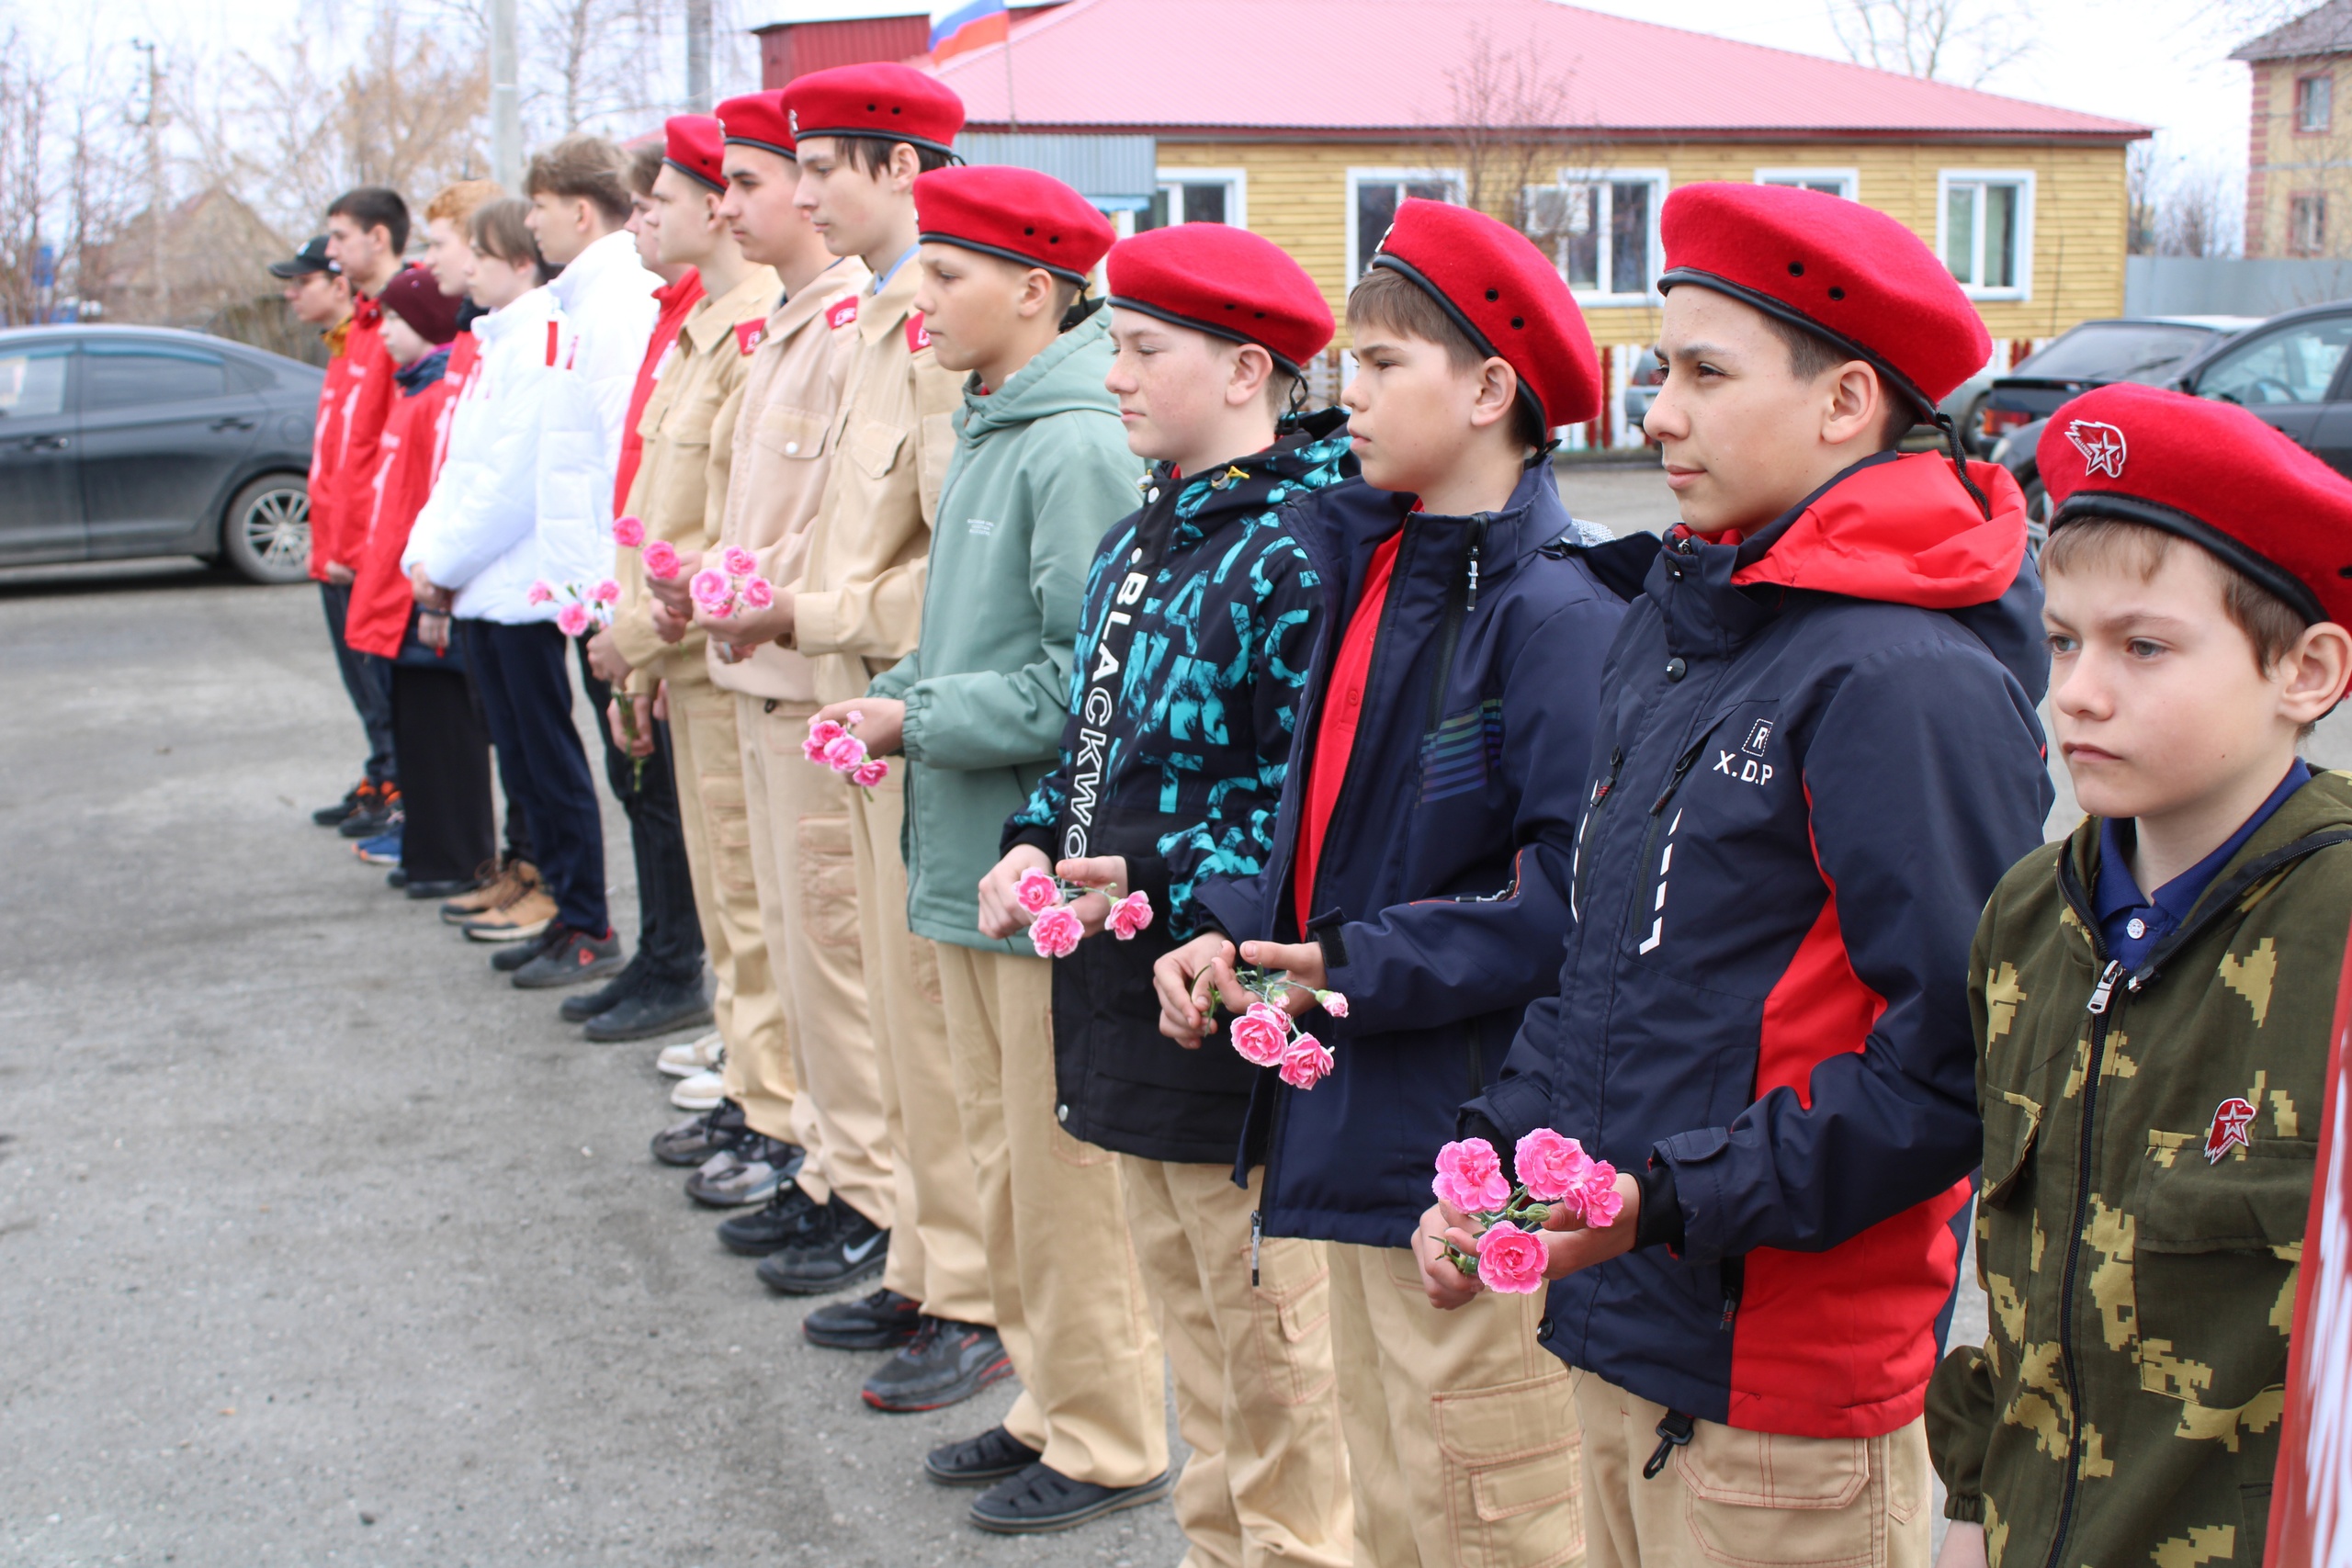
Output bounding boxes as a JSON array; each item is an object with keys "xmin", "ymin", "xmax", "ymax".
[
  {"xmin": 574, "ymin": 640, "xmax": 704, "ymax": 986},
  {"xmin": 320, "ymin": 581, "xmax": 396, "ymax": 785},
  {"xmin": 390, "ymin": 662, "xmax": 496, "ymax": 886},
  {"xmin": 462, "ymin": 660, "xmax": 533, "ymax": 867},
  {"xmin": 462, "ymin": 619, "xmax": 607, "ymax": 935}
]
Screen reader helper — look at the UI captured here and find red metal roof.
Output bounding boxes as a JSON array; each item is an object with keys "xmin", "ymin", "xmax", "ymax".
[{"xmin": 926, "ymin": 0, "xmax": 2148, "ymax": 141}]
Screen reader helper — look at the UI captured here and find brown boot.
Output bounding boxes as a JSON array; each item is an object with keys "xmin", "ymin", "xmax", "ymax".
[
  {"xmin": 461, "ymin": 865, "xmax": 557, "ymax": 944},
  {"xmin": 440, "ymin": 857, "xmax": 528, "ymax": 925}
]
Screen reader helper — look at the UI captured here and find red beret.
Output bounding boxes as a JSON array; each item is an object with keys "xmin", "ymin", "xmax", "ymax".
[
  {"xmin": 1105, "ymin": 224, "xmax": 1333, "ymax": 376},
  {"xmin": 716, "ymin": 91, "xmax": 794, "ymax": 161},
  {"xmin": 783, "ymin": 63, "xmax": 965, "ymax": 159},
  {"xmin": 663, "ymin": 115, "xmax": 727, "ymax": 194},
  {"xmin": 1369, "ymin": 198, "xmax": 1600, "ymax": 430},
  {"xmin": 1659, "ymin": 182, "xmax": 1990, "ymax": 411},
  {"xmin": 915, "ymin": 165, "xmax": 1113, "ymax": 282},
  {"xmin": 2040, "ymin": 382, "xmax": 2352, "ymax": 627}
]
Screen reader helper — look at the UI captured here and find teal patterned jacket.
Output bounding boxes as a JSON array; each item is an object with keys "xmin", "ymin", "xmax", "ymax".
[{"xmin": 1003, "ymin": 415, "xmax": 1354, "ymax": 937}]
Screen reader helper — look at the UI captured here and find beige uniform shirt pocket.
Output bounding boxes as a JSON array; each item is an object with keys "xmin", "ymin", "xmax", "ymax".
[{"xmin": 845, "ymin": 417, "xmax": 905, "ymax": 480}]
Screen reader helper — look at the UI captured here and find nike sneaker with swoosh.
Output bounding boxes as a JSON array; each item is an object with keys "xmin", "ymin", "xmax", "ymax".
[{"xmin": 754, "ymin": 1198, "xmax": 888, "ymax": 1296}]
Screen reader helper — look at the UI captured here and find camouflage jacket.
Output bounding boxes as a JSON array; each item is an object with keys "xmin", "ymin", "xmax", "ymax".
[{"xmin": 1927, "ymin": 770, "xmax": 2352, "ymax": 1568}]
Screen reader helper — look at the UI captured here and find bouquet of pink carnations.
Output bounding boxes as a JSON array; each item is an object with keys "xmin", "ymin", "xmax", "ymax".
[
  {"xmin": 691, "ymin": 547, "xmax": 775, "ymax": 620},
  {"xmin": 1430, "ymin": 1130, "xmax": 1622, "ymax": 1293},
  {"xmin": 804, "ymin": 711, "xmax": 889, "ymax": 794},
  {"xmin": 1217, "ymin": 965, "xmax": 1347, "ymax": 1090},
  {"xmin": 532, "ymin": 574, "xmax": 643, "ymax": 785},
  {"xmin": 1014, "ymin": 866, "xmax": 1153, "ymax": 959}
]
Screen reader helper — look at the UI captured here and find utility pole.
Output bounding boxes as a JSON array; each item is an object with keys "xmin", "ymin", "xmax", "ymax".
[
  {"xmin": 685, "ymin": 0, "xmax": 711, "ymax": 109},
  {"xmin": 130, "ymin": 39, "xmax": 167, "ymax": 323},
  {"xmin": 490, "ymin": 0, "xmax": 522, "ymax": 190}
]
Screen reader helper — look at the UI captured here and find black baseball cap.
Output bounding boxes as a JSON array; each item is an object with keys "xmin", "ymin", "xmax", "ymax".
[{"xmin": 268, "ymin": 236, "xmax": 340, "ymax": 279}]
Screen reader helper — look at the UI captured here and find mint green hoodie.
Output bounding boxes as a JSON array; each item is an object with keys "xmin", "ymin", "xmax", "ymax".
[{"xmin": 869, "ymin": 309, "xmax": 1144, "ymax": 951}]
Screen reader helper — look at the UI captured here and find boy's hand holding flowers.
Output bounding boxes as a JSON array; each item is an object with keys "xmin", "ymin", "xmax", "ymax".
[
  {"xmin": 998, "ymin": 857, "xmax": 1155, "ymax": 960},
  {"xmin": 811, "ymin": 697, "xmax": 903, "ymax": 759},
  {"xmin": 1411, "ymin": 1129, "xmax": 1643, "ymax": 1310}
]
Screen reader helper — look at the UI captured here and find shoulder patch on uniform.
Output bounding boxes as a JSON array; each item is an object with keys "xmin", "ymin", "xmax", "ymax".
[
  {"xmin": 734, "ymin": 320, "xmax": 765, "ymax": 356},
  {"xmin": 826, "ymin": 295, "xmax": 858, "ymax": 332},
  {"xmin": 906, "ymin": 311, "xmax": 931, "ymax": 354}
]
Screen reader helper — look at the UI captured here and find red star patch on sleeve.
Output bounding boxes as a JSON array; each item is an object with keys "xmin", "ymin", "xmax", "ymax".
[
  {"xmin": 2206, "ymin": 1097, "xmax": 2257, "ymax": 1163},
  {"xmin": 825, "ymin": 296, "xmax": 858, "ymax": 332},
  {"xmin": 906, "ymin": 312, "xmax": 931, "ymax": 354},
  {"xmin": 734, "ymin": 321, "xmax": 764, "ymax": 356}
]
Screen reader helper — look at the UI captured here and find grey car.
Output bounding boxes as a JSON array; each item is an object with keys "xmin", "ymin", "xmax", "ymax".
[
  {"xmin": 0, "ymin": 323, "xmax": 322, "ymax": 584},
  {"xmin": 1994, "ymin": 299, "xmax": 2352, "ymax": 553}
]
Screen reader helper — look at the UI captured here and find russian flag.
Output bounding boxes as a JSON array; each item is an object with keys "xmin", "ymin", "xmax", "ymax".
[{"xmin": 930, "ymin": 0, "xmax": 1007, "ymax": 61}]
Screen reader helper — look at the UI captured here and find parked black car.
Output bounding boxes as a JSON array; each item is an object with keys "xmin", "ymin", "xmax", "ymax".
[
  {"xmin": 0, "ymin": 323, "xmax": 322, "ymax": 584},
  {"xmin": 1994, "ymin": 299, "xmax": 2352, "ymax": 550},
  {"xmin": 1976, "ymin": 314, "xmax": 2256, "ymax": 449}
]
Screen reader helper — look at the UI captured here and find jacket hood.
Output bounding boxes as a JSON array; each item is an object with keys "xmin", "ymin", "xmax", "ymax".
[
  {"xmin": 1728, "ymin": 450, "xmax": 2026, "ymax": 610},
  {"xmin": 957, "ymin": 309, "xmax": 1118, "ymax": 435}
]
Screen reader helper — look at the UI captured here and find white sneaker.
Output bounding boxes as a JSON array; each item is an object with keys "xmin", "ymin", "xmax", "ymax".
[
  {"xmin": 671, "ymin": 1067, "xmax": 726, "ymax": 1111},
  {"xmin": 657, "ymin": 1031, "xmax": 725, "ymax": 1079}
]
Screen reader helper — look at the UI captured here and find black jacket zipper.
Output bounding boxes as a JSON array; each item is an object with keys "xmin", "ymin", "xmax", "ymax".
[{"xmin": 1572, "ymin": 747, "xmax": 1625, "ymax": 918}]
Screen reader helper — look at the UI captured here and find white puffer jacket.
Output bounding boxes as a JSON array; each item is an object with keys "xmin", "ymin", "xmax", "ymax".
[
  {"xmin": 406, "ymin": 287, "xmax": 567, "ymax": 623},
  {"xmin": 534, "ymin": 231, "xmax": 658, "ymax": 592}
]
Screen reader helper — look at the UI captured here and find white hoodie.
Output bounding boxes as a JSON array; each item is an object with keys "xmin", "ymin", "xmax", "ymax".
[
  {"xmin": 533, "ymin": 230, "xmax": 658, "ymax": 591},
  {"xmin": 406, "ymin": 285, "xmax": 568, "ymax": 623}
]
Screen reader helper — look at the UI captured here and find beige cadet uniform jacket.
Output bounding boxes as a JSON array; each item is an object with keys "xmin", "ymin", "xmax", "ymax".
[
  {"xmin": 705, "ymin": 256, "xmax": 867, "ymax": 702},
  {"xmin": 611, "ymin": 265, "xmax": 782, "ymax": 693},
  {"xmin": 780, "ymin": 254, "xmax": 962, "ymax": 707}
]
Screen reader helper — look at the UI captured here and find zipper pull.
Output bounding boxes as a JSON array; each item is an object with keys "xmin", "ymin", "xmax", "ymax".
[
  {"xmin": 2086, "ymin": 959, "xmax": 2124, "ymax": 1016},
  {"xmin": 1642, "ymin": 1412, "xmax": 1696, "ymax": 1480},
  {"xmin": 1592, "ymin": 747, "xmax": 1623, "ymax": 806},
  {"xmin": 1464, "ymin": 516, "xmax": 1489, "ymax": 612},
  {"xmin": 1250, "ymin": 1210, "xmax": 1263, "ymax": 1288}
]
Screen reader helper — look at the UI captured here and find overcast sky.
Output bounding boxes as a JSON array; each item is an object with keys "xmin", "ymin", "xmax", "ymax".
[{"xmin": 35, "ymin": 0, "xmax": 2276, "ymax": 179}]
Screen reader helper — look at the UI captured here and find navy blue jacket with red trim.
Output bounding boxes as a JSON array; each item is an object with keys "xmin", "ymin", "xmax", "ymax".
[
  {"xmin": 1193, "ymin": 459, "xmax": 1624, "ymax": 1247},
  {"xmin": 1466, "ymin": 450, "xmax": 2054, "ymax": 1440}
]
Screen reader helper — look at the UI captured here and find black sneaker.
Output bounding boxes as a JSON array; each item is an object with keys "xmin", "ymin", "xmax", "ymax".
[
  {"xmin": 385, "ymin": 865, "xmax": 410, "ymax": 889},
  {"xmin": 650, "ymin": 1098, "xmax": 747, "ymax": 1167},
  {"xmin": 338, "ymin": 784, "xmax": 401, "ymax": 838},
  {"xmin": 492, "ymin": 922, "xmax": 565, "ymax": 974},
  {"xmin": 716, "ymin": 1181, "xmax": 820, "ymax": 1256},
  {"xmin": 923, "ymin": 1425, "xmax": 1042, "ymax": 1486},
  {"xmin": 559, "ymin": 956, "xmax": 646, "ymax": 1022},
  {"xmin": 583, "ymin": 976, "xmax": 713, "ymax": 1042},
  {"xmin": 512, "ymin": 926, "xmax": 624, "ymax": 990},
  {"xmin": 968, "ymin": 1463, "xmax": 1173, "ymax": 1535},
  {"xmin": 684, "ymin": 1133, "xmax": 803, "ymax": 1208},
  {"xmin": 754, "ymin": 1199, "xmax": 888, "ymax": 1296},
  {"xmin": 803, "ymin": 1288, "xmax": 922, "ymax": 1350},
  {"xmin": 403, "ymin": 874, "xmax": 480, "ymax": 900},
  {"xmin": 313, "ymin": 781, "xmax": 368, "ymax": 827},
  {"xmin": 863, "ymin": 1317, "xmax": 1012, "ymax": 1413}
]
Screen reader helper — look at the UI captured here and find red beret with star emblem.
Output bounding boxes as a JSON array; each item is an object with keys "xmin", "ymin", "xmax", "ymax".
[
  {"xmin": 914, "ymin": 165, "xmax": 1113, "ymax": 283},
  {"xmin": 1105, "ymin": 223, "xmax": 1334, "ymax": 377},
  {"xmin": 716, "ymin": 91, "xmax": 794, "ymax": 161},
  {"xmin": 782, "ymin": 63, "xmax": 965, "ymax": 159},
  {"xmin": 2039, "ymin": 381, "xmax": 2352, "ymax": 627},
  {"xmin": 1368, "ymin": 197, "xmax": 1600, "ymax": 431},
  {"xmin": 663, "ymin": 114, "xmax": 728, "ymax": 194},
  {"xmin": 1658, "ymin": 182, "xmax": 1991, "ymax": 412}
]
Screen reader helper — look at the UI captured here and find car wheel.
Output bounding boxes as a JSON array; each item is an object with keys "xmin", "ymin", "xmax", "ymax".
[
  {"xmin": 2021, "ymin": 472, "xmax": 2049, "ymax": 559},
  {"xmin": 220, "ymin": 474, "xmax": 312, "ymax": 585}
]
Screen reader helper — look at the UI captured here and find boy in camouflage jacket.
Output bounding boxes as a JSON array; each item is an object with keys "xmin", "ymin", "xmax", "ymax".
[{"xmin": 1928, "ymin": 384, "xmax": 2352, "ymax": 1568}]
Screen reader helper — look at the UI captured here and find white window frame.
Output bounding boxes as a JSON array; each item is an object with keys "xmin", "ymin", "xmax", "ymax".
[
  {"xmin": 1754, "ymin": 167, "xmax": 1859, "ymax": 200},
  {"xmin": 1936, "ymin": 169, "xmax": 2037, "ymax": 301},
  {"xmin": 1152, "ymin": 166, "xmax": 1248, "ymax": 229},
  {"xmin": 1345, "ymin": 167, "xmax": 1464, "ymax": 283},
  {"xmin": 2298, "ymin": 72, "xmax": 2335, "ymax": 134},
  {"xmin": 1525, "ymin": 166, "xmax": 1668, "ymax": 306}
]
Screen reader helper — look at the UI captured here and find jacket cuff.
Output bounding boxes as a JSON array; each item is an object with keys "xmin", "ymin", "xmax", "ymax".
[
  {"xmin": 1943, "ymin": 1494, "xmax": 1984, "ymax": 1525},
  {"xmin": 609, "ymin": 606, "xmax": 669, "ymax": 672},
  {"xmin": 1002, "ymin": 818, "xmax": 1057, "ymax": 859},
  {"xmin": 897, "ymin": 684, "xmax": 931, "ymax": 762},
  {"xmin": 1457, "ymin": 1110, "xmax": 1516, "ymax": 1180},
  {"xmin": 1127, "ymin": 851, "xmax": 1173, "ymax": 927},
  {"xmin": 789, "ymin": 587, "xmax": 844, "ymax": 655},
  {"xmin": 1634, "ymin": 1160, "xmax": 1685, "ymax": 1252},
  {"xmin": 1652, "ymin": 1128, "xmax": 1727, "ymax": 1262},
  {"xmin": 1468, "ymin": 1075, "xmax": 1553, "ymax": 1151}
]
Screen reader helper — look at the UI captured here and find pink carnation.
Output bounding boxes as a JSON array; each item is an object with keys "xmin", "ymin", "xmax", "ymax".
[
  {"xmin": 721, "ymin": 546, "xmax": 759, "ymax": 578},
  {"xmin": 1475, "ymin": 1221, "xmax": 1551, "ymax": 1294},
  {"xmin": 526, "ymin": 581, "xmax": 554, "ymax": 605},
  {"xmin": 689, "ymin": 570, "xmax": 732, "ymax": 613},
  {"xmin": 1318, "ymin": 990, "xmax": 1349, "ymax": 1019},
  {"xmin": 592, "ymin": 579, "xmax": 620, "ymax": 604},
  {"xmin": 1028, "ymin": 903, "xmax": 1083, "ymax": 959},
  {"xmin": 851, "ymin": 759, "xmax": 889, "ymax": 788},
  {"xmin": 1577, "ymin": 1165, "xmax": 1624, "ymax": 1228},
  {"xmin": 1228, "ymin": 1002, "xmax": 1292, "ymax": 1068},
  {"xmin": 641, "ymin": 539, "xmax": 681, "ymax": 580},
  {"xmin": 822, "ymin": 733, "xmax": 867, "ymax": 772},
  {"xmin": 803, "ymin": 718, "xmax": 844, "ymax": 764},
  {"xmin": 612, "ymin": 515, "xmax": 645, "ymax": 548},
  {"xmin": 1107, "ymin": 890, "xmax": 1154, "ymax": 941},
  {"xmin": 1015, "ymin": 868, "xmax": 1059, "ymax": 914},
  {"xmin": 1277, "ymin": 1031, "xmax": 1333, "ymax": 1089},
  {"xmin": 1513, "ymin": 1129, "xmax": 1594, "ymax": 1204},
  {"xmin": 555, "ymin": 602, "xmax": 593, "ymax": 637},
  {"xmin": 741, "ymin": 576, "xmax": 775, "ymax": 610},
  {"xmin": 1431, "ymin": 1138, "xmax": 1512, "ymax": 1215}
]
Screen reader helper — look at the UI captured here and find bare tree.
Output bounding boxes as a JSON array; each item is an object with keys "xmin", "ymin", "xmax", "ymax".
[
  {"xmin": 2127, "ymin": 141, "xmax": 2159, "ymax": 256},
  {"xmin": 1826, "ymin": 0, "xmax": 2031, "ymax": 88},
  {"xmin": 0, "ymin": 32, "xmax": 144, "ymax": 325},
  {"xmin": 2158, "ymin": 166, "xmax": 2241, "ymax": 258}
]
